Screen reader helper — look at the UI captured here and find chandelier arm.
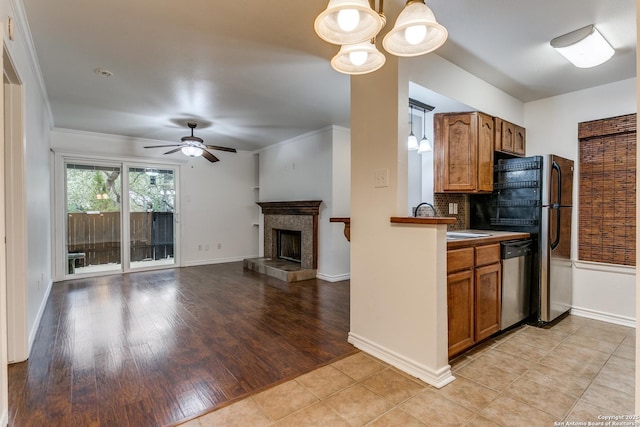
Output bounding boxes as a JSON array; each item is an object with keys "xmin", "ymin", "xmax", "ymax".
[{"xmin": 369, "ymin": 0, "xmax": 384, "ymax": 14}]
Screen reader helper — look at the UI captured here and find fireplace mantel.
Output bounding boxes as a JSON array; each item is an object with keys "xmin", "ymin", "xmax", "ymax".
[{"xmin": 257, "ymin": 200, "xmax": 322, "ymax": 216}]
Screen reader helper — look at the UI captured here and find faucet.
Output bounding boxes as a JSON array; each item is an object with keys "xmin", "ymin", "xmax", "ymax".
[{"xmin": 414, "ymin": 202, "xmax": 436, "ymax": 217}]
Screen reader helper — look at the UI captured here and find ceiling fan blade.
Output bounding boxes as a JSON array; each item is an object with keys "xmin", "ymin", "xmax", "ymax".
[
  {"xmin": 144, "ymin": 144, "xmax": 182, "ymax": 148},
  {"xmin": 204, "ymin": 145, "xmax": 237, "ymax": 153},
  {"xmin": 202, "ymin": 149, "xmax": 220, "ymax": 163},
  {"xmin": 164, "ymin": 148, "xmax": 183, "ymax": 155}
]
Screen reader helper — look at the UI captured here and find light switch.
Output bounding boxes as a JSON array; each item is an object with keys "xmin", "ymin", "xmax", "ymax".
[{"xmin": 373, "ymin": 168, "xmax": 389, "ymax": 188}]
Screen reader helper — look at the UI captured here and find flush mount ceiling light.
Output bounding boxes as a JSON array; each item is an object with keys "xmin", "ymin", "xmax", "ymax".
[
  {"xmin": 315, "ymin": 0, "xmax": 447, "ymax": 75},
  {"xmin": 550, "ymin": 25, "xmax": 614, "ymax": 68}
]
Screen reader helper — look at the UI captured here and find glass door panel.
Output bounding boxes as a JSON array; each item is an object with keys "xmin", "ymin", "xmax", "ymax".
[
  {"xmin": 128, "ymin": 167, "xmax": 176, "ymax": 269},
  {"xmin": 65, "ymin": 163, "xmax": 122, "ymax": 275}
]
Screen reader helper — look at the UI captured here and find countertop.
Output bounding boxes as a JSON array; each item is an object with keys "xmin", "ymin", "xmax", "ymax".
[
  {"xmin": 390, "ymin": 216, "xmax": 457, "ymax": 225},
  {"xmin": 446, "ymin": 230, "xmax": 531, "ymax": 249}
]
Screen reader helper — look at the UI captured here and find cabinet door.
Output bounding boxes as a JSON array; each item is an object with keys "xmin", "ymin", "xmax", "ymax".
[
  {"xmin": 477, "ymin": 113, "xmax": 494, "ymax": 192},
  {"xmin": 500, "ymin": 121, "xmax": 515, "ymax": 153},
  {"xmin": 474, "ymin": 262, "xmax": 501, "ymax": 342},
  {"xmin": 436, "ymin": 113, "xmax": 478, "ymax": 192},
  {"xmin": 514, "ymin": 125, "xmax": 526, "ymax": 156},
  {"xmin": 447, "ymin": 269, "xmax": 474, "ymax": 358}
]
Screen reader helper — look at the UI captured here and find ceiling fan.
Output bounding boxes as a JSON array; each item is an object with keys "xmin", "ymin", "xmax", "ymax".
[{"xmin": 144, "ymin": 122, "xmax": 237, "ymax": 163}]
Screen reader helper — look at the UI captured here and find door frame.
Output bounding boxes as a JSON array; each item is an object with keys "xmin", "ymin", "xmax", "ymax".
[
  {"xmin": 53, "ymin": 153, "xmax": 181, "ymax": 281},
  {"xmin": 3, "ymin": 47, "xmax": 28, "ymax": 363}
]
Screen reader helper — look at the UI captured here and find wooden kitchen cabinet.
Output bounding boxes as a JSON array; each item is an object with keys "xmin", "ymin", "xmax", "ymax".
[
  {"xmin": 447, "ymin": 248, "xmax": 474, "ymax": 357},
  {"xmin": 434, "ymin": 112, "xmax": 494, "ymax": 193},
  {"xmin": 474, "ymin": 262, "xmax": 501, "ymax": 342},
  {"xmin": 495, "ymin": 117, "xmax": 526, "ymax": 156},
  {"xmin": 447, "ymin": 243, "xmax": 501, "ymax": 358}
]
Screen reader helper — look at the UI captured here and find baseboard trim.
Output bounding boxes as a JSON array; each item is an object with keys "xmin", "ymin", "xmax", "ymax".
[
  {"xmin": 315, "ymin": 272, "xmax": 350, "ymax": 282},
  {"xmin": 183, "ymin": 256, "xmax": 251, "ymax": 267},
  {"xmin": 570, "ymin": 307, "xmax": 636, "ymax": 328},
  {"xmin": 28, "ymin": 279, "xmax": 54, "ymax": 358},
  {"xmin": 348, "ymin": 332, "xmax": 455, "ymax": 389}
]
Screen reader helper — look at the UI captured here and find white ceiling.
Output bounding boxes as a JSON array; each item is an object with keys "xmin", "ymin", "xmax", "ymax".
[{"xmin": 20, "ymin": 0, "xmax": 637, "ymax": 152}]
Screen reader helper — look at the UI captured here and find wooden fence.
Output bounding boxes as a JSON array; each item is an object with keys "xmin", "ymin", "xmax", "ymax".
[{"xmin": 67, "ymin": 211, "xmax": 174, "ymax": 266}]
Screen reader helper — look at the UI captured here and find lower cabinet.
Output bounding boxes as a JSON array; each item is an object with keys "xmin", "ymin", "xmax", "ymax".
[
  {"xmin": 447, "ymin": 269, "xmax": 474, "ymax": 358},
  {"xmin": 447, "ymin": 243, "xmax": 501, "ymax": 359},
  {"xmin": 474, "ymin": 262, "xmax": 501, "ymax": 342}
]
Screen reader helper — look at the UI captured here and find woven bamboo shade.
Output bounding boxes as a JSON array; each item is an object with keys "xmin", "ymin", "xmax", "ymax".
[{"xmin": 578, "ymin": 113, "xmax": 636, "ymax": 266}]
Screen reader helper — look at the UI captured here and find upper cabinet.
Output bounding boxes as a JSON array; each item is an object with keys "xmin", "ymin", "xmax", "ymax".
[
  {"xmin": 495, "ymin": 118, "xmax": 526, "ymax": 156},
  {"xmin": 434, "ymin": 112, "xmax": 494, "ymax": 193}
]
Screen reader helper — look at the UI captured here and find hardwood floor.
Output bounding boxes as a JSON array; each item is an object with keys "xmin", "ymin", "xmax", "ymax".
[{"xmin": 8, "ymin": 262, "xmax": 354, "ymax": 426}]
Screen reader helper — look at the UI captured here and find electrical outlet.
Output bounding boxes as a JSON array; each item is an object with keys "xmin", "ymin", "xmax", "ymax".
[
  {"xmin": 373, "ymin": 168, "xmax": 389, "ymax": 188},
  {"xmin": 449, "ymin": 203, "xmax": 458, "ymax": 215},
  {"xmin": 198, "ymin": 244, "xmax": 202, "ymax": 251},
  {"xmin": 217, "ymin": 243, "xmax": 222, "ymax": 250}
]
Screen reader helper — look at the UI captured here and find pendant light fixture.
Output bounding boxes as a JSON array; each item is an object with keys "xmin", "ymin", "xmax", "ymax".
[
  {"xmin": 417, "ymin": 107, "xmax": 432, "ymax": 154},
  {"xmin": 382, "ymin": 0, "xmax": 447, "ymax": 57},
  {"xmin": 331, "ymin": 40, "xmax": 386, "ymax": 75},
  {"xmin": 314, "ymin": 0, "xmax": 385, "ymax": 46},
  {"xmin": 408, "ymin": 98, "xmax": 434, "ymax": 153},
  {"xmin": 314, "ymin": 0, "xmax": 447, "ymax": 75},
  {"xmin": 408, "ymin": 105, "xmax": 418, "ymax": 151}
]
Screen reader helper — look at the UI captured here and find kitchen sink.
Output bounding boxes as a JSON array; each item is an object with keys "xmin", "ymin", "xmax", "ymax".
[{"xmin": 446, "ymin": 232, "xmax": 493, "ymax": 240}]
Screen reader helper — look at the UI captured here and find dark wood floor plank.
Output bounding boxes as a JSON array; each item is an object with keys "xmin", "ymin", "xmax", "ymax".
[{"xmin": 8, "ymin": 262, "xmax": 353, "ymax": 426}]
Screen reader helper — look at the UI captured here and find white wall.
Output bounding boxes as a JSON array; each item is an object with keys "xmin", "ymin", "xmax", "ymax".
[
  {"xmin": 406, "ymin": 54, "xmax": 525, "ymax": 126},
  {"xmin": 51, "ymin": 129, "xmax": 259, "ymax": 269},
  {"xmin": 525, "ymin": 78, "xmax": 637, "ymax": 325},
  {"xmin": 258, "ymin": 126, "xmax": 351, "ymax": 281},
  {"xmin": 5, "ymin": 0, "xmax": 54, "ymax": 367}
]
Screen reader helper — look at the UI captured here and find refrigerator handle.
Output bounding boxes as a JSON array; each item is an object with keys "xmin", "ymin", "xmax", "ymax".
[
  {"xmin": 550, "ymin": 208, "xmax": 561, "ymax": 250},
  {"xmin": 550, "ymin": 160, "xmax": 561, "ymax": 250},
  {"xmin": 552, "ymin": 160, "xmax": 562, "ymax": 207}
]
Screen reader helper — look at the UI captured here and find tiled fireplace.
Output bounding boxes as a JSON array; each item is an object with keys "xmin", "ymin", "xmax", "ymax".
[{"xmin": 243, "ymin": 200, "xmax": 321, "ymax": 282}]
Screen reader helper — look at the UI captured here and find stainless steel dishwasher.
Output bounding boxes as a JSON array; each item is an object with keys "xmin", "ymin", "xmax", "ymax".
[{"xmin": 500, "ymin": 239, "xmax": 532, "ymax": 330}]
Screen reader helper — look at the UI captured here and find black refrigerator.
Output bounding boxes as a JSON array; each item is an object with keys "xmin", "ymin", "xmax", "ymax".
[{"xmin": 470, "ymin": 155, "xmax": 574, "ymax": 324}]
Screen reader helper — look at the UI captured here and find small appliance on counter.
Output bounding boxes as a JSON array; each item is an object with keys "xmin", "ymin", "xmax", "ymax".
[{"xmin": 470, "ymin": 155, "xmax": 574, "ymax": 325}]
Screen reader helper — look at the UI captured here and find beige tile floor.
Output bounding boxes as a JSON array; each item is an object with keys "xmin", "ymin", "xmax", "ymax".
[{"xmin": 179, "ymin": 315, "xmax": 635, "ymax": 426}]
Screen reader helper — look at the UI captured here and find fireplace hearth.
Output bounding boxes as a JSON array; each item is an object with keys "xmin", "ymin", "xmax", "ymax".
[{"xmin": 243, "ymin": 200, "xmax": 321, "ymax": 282}]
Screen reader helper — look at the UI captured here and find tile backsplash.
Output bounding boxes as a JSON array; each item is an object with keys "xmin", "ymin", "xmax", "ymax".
[{"xmin": 433, "ymin": 193, "xmax": 469, "ymax": 230}]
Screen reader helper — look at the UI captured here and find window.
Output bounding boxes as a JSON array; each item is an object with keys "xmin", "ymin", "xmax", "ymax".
[{"xmin": 578, "ymin": 113, "xmax": 636, "ymax": 266}]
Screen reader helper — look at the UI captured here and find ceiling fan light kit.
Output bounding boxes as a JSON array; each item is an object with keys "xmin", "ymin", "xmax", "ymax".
[
  {"xmin": 315, "ymin": 0, "xmax": 447, "ymax": 75},
  {"xmin": 181, "ymin": 146, "xmax": 204, "ymax": 157},
  {"xmin": 550, "ymin": 24, "xmax": 614, "ymax": 68}
]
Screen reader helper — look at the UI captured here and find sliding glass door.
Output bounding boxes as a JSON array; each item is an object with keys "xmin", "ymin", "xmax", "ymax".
[
  {"xmin": 64, "ymin": 160, "xmax": 178, "ymax": 277},
  {"xmin": 128, "ymin": 167, "xmax": 176, "ymax": 269},
  {"xmin": 65, "ymin": 162, "xmax": 122, "ymax": 274}
]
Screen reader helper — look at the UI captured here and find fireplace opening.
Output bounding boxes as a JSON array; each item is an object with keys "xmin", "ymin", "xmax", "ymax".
[{"xmin": 276, "ymin": 229, "xmax": 302, "ymax": 263}]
